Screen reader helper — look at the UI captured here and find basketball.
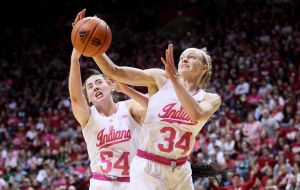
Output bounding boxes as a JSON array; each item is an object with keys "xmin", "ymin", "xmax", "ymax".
[{"xmin": 71, "ymin": 17, "xmax": 112, "ymax": 57}]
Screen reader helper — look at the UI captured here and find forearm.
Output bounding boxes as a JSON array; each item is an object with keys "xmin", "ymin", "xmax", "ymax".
[
  {"xmin": 170, "ymin": 78, "xmax": 211, "ymax": 121},
  {"xmin": 121, "ymin": 87, "xmax": 148, "ymax": 109},
  {"xmin": 93, "ymin": 53, "xmax": 117, "ymax": 78},
  {"xmin": 93, "ymin": 54, "xmax": 155, "ymax": 87},
  {"xmin": 68, "ymin": 55, "xmax": 85, "ymax": 103}
]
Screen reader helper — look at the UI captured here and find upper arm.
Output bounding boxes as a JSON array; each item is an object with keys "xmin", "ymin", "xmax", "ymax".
[
  {"xmin": 113, "ymin": 66, "xmax": 156, "ymax": 86},
  {"xmin": 70, "ymin": 98, "xmax": 91, "ymax": 127},
  {"xmin": 199, "ymin": 93, "xmax": 222, "ymax": 120},
  {"xmin": 209, "ymin": 93, "xmax": 222, "ymax": 113},
  {"xmin": 111, "ymin": 67, "xmax": 166, "ymax": 88},
  {"xmin": 126, "ymin": 99, "xmax": 146, "ymax": 125}
]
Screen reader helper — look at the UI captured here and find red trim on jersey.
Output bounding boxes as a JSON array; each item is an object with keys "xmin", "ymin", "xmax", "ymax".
[
  {"xmin": 192, "ymin": 88, "xmax": 202, "ymax": 96},
  {"xmin": 114, "ymin": 102, "xmax": 119, "ymax": 113},
  {"xmin": 98, "ymin": 102, "xmax": 119, "ymax": 116},
  {"xmin": 92, "ymin": 173, "xmax": 130, "ymax": 182},
  {"xmin": 137, "ymin": 149, "xmax": 187, "ymax": 167}
]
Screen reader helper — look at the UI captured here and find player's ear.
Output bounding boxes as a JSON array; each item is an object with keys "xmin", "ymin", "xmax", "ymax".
[{"xmin": 106, "ymin": 79, "xmax": 115, "ymax": 92}]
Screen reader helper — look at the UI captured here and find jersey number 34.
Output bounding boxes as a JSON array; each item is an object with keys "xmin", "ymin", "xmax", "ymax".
[{"xmin": 158, "ymin": 126, "xmax": 192, "ymax": 155}]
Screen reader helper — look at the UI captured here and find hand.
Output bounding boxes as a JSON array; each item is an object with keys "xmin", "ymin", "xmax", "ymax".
[
  {"xmin": 161, "ymin": 44, "xmax": 178, "ymax": 80},
  {"xmin": 71, "ymin": 48, "xmax": 81, "ymax": 61},
  {"xmin": 72, "ymin": 8, "xmax": 86, "ymax": 27}
]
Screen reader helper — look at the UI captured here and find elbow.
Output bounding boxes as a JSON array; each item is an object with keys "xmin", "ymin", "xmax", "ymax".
[
  {"xmin": 192, "ymin": 100, "xmax": 219, "ymax": 121},
  {"xmin": 190, "ymin": 111, "xmax": 211, "ymax": 121},
  {"xmin": 189, "ymin": 110, "xmax": 205, "ymax": 121},
  {"xmin": 190, "ymin": 115, "xmax": 201, "ymax": 122},
  {"xmin": 69, "ymin": 91, "xmax": 85, "ymax": 104},
  {"xmin": 69, "ymin": 94, "xmax": 80, "ymax": 103}
]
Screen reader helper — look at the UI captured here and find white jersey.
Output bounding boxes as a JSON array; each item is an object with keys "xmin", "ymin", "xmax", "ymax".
[
  {"xmin": 139, "ymin": 80, "xmax": 206, "ymax": 159},
  {"xmin": 82, "ymin": 101, "xmax": 141, "ymax": 177}
]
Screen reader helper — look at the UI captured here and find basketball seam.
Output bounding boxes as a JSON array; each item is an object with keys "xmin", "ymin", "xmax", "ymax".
[
  {"xmin": 90, "ymin": 20, "xmax": 108, "ymax": 57},
  {"xmin": 82, "ymin": 19, "xmax": 99, "ymax": 55},
  {"xmin": 73, "ymin": 18, "xmax": 91, "ymax": 52}
]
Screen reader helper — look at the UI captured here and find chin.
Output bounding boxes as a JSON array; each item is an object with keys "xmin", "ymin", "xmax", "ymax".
[
  {"xmin": 93, "ymin": 97, "xmax": 105, "ymax": 104},
  {"xmin": 178, "ymin": 70, "xmax": 190, "ymax": 76}
]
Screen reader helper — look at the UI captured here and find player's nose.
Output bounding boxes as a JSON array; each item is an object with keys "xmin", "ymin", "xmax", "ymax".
[{"xmin": 182, "ymin": 57, "xmax": 188, "ymax": 62}]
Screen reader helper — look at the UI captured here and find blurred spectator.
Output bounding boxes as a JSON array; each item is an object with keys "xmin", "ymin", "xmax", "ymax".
[
  {"xmin": 242, "ymin": 113, "xmax": 262, "ymax": 146},
  {"xmin": 209, "ymin": 166, "xmax": 258, "ymax": 190},
  {"xmin": 261, "ymin": 108, "xmax": 280, "ymax": 139},
  {"xmin": 0, "ymin": 170, "xmax": 7, "ymax": 190},
  {"xmin": 234, "ymin": 77, "xmax": 250, "ymax": 96}
]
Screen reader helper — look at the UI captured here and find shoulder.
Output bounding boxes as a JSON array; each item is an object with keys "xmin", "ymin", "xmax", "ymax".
[
  {"xmin": 81, "ymin": 106, "xmax": 94, "ymax": 129},
  {"xmin": 124, "ymin": 99, "xmax": 145, "ymax": 113},
  {"xmin": 204, "ymin": 92, "xmax": 222, "ymax": 110},
  {"xmin": 124, "ymin": 99, "xmax": 133, "ymax": 110},
  {"xmin": 124, "ymin": 99, "xmax": 146, "ymax": 124},
  {"xmin": 144, "ymin": 68, "xmax": 169, "ymax": 95},
  {"xmin": 204, "ymin": 92, "xmax": 221, "ymax": 102},
  {"xmin": 144, "ymin": 68, "xmax": 168, "ymax": 82}
]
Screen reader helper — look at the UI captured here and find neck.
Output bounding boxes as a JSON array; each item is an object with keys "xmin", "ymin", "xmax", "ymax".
[
  {"xmin": 179, "ymin": 77, "xmax": 200, "ymax": 94},
  {"xmin": 95, "ymin": 98, "xmax": 116, "ymax": 116}
]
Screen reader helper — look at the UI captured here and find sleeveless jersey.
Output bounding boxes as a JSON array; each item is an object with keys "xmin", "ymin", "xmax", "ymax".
[
  {"xmin": 139, "ymin": 80, "xmax": 207, "ymax": 159},
  {"xmin": 82, "ymin": 101, "xmax": 141, "ymax": 177}
]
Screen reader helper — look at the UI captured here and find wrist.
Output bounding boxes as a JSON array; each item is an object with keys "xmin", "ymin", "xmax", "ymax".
[{"xmin": 169, "ymin": 74, "xmax": 179, "ymax": 82}]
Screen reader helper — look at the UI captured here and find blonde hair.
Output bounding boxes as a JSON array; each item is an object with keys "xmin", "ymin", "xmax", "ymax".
[{"xmin": 198, "ymin": 47, "xmax": 212, "ymax": 89}]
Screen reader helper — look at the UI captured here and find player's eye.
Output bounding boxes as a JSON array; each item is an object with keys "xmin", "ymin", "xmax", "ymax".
[
  {"xmin": 95, "ymin": 80, "xmax": 103, "ymax": 85},
  {"xmin": 87, "ymin": 84, "xmax": 93, "ymax": 90}
]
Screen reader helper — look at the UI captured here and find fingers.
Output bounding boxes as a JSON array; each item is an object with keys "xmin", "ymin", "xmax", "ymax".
[
  {"xmin": 80, "ymin": 9, "xmax": 86, "ymax": 20},
  {"xmin": 165, "ymin": 49, "xmax": 168, "ymax": 61},
  {"xmin": 72, "ymin": 9, "xmax": 86, "ymax": 27},
  {"xmin": 162, "ymin": 44, "xmax": 174, "ymax": 67},
  {"xmin": 167, "ymin": 44, "xmax": 173, "ymax": 63},
  {"xmin": 161, "ymin": 57, "xmax": 167, "ymax": 65},
  {"xmin": 169, "ymin": 44, "xmax": 173, "ymax": 61}
]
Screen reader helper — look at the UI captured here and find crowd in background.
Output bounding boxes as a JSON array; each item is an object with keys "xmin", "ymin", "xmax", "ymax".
[{"xmin": 0, "ymin": 0, "xmax": 299, "ymax": 189}]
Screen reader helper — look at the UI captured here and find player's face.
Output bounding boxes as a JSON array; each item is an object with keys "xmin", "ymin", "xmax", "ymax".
[
  {"xmin": 178, "ymin": 49, "xmax": 208, "ymax": 78},
  {"xmin": 85, "ymin": 75, "xmax": 113, "ymax": 105}
]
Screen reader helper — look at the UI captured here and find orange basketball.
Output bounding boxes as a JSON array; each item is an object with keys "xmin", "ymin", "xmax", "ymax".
[{"xmin": 71, "ymin": 17, "xmax": 112, "ymax": 57}]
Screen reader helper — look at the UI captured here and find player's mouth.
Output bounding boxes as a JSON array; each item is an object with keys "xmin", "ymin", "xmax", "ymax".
[
  {"xmin": 180, "ymin": 64, "xmax": 190, "ymax": 69},
  {"xmin": 95, "ymin": 91, "xmax": 103, "ymax": 98}
]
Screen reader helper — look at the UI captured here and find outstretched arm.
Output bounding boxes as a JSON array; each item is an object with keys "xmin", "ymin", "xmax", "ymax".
[
  {"xmin": 69, "ymin": 9, "xmax": 90, "ymax": 127},
  {"xmin": 93, "ymin": 53, "xmax": 162, "ymax": 88},
  {"xmin": 161, "ymin": 44, "xmax": 221, "ymax": 122},
  {"xmin": 68, "ymin": 48, "xmax": 91, "ymax": 127},
  {"xmin": 112, "ymin": 80, "xmax": 148, "ymax": 109}
]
